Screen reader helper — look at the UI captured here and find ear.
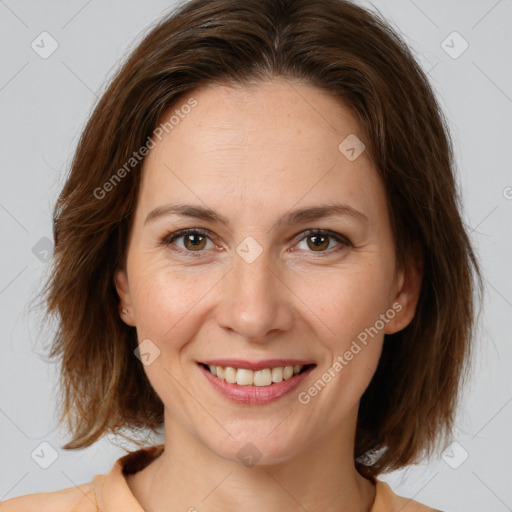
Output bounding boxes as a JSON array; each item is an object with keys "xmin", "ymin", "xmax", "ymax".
[
  {"xmin": 114, "ymin": 268, "xmax": 136, "ymax": 327},
  {"xmin": 385, "ymin": 243, "xmax": 423, "ymax": 335}
]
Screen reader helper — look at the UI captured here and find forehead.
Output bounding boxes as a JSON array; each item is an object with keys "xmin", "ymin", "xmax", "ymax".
[
  {"xmin": 162, "ymin": 78, "xmax": 362, "ymax": 152},
  {"xmin": 137, "ymin": 79, "xmax": 384, "ymax": 224}
]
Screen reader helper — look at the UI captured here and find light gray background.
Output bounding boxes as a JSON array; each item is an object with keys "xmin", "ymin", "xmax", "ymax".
[{"xmin": 0, "ymin": 1, "xmax": 511, "ymax": 510}]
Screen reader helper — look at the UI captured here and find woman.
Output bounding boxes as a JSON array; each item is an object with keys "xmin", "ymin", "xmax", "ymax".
[{"xmin": 1, "ymin": 0, "xmax": 480, "ymax": 510}]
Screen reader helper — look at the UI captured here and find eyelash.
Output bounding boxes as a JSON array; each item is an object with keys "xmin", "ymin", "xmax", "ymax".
[{"xmin": 161, "ymin": 228, "xmax": 352, "ymax": 258}]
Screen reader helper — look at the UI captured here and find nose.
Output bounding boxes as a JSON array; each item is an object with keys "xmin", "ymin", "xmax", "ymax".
[{"xmin": 215, "ymin": 245, "xmax": 294, "ymax": 343}]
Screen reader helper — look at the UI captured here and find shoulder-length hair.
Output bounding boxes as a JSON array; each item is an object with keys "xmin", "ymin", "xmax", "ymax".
[{"xmin": 36, "ymin": 0, "xmax": 481, "ymax": 477}]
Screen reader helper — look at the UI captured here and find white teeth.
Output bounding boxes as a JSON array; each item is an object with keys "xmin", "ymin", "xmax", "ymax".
[
  {"xmin": 205, "ymin": 363, "xmax": 305, "ymax": 386},
  {"xmin": 254, "ymin": 368, "xmax": 272, "ymax": 386},
  {"xmin": 283, "ymin": 366, "xmax": 294, "ymax": 380},
  {"xmin": 271, "ymin": 367, "xmax": 283, "ymax": 383},
  {"xmin": 224, "ymin": 366, "xmax": 237, "ymax": 384},
  {"xmin": 236, "ymin": 368, "xmax": 253, "ymax": 386}
]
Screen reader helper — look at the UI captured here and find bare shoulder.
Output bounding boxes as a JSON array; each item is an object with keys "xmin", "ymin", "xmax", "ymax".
[{"xmin": 0, "ymin": 482, "xmax": 96, "ymax": 512}]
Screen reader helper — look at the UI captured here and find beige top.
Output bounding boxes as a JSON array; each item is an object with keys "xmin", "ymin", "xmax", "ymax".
[{"xmin": 0, "ymin": 444, "xmax": 439, "ymax": 511}]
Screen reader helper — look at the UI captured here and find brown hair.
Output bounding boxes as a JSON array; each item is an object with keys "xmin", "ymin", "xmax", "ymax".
[{"xmin": 34, "ymin": 0, "xmax": 481, "ymax": 477}]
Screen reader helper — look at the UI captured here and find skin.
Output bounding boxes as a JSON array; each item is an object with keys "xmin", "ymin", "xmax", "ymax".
[{"xmin": 114, "ymin": 78, "xmax": 422, "ymax": 512}]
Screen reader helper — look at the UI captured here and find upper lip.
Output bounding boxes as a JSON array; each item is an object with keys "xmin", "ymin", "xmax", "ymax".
[{"xmin": 199, "ymin": 359, "xmax": 316, "ymax": 371}]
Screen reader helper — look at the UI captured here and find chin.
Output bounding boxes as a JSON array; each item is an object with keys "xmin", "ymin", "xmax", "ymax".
[{"xmin": 201, "ymin": 425, "xmax": 307, "ymax": 467}]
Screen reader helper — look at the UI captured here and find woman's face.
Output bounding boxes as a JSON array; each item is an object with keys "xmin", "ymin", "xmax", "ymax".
[{"xmin": 115, "ymin": 78, "xmax": 420, "ymax": 464}]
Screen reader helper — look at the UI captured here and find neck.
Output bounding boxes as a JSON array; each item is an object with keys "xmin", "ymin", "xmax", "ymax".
[{"xmin": 128, "ymin": 410, "xmax": 375, "ymax": 512}]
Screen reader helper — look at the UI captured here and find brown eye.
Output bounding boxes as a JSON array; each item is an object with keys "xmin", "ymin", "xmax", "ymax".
[
  {"xmin": 306, "ymin": 234, "xmax": 330, "ymax": 251},
  {"xmin": 183, "ymin": 232, "xmax": 207, "ymax": 251},
  {"xmin": 295, "ymin": 230, "xmax": 351, "ymax": 255},
  {"xmin": 163, "ymin": 229, "xmax": 215, "ymax": 256}
]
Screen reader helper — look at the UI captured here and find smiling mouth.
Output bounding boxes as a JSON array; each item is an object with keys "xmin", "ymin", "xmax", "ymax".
[{"xmin": 199, "ymin": 363, "xmax": 315, "ymax": 387}]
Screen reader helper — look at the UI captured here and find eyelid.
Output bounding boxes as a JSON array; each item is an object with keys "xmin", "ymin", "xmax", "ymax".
[
  {"xmin": 292, "ymin": 229, "xmax": 352, "ymax": 249},
  {"xmin": 162, "ymin": 228, "xmax": 218, "ymax": 257}
]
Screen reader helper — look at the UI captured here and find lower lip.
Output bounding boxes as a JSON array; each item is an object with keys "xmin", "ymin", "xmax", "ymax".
[{"xmin": 198, "ymin": 364, "xmax": 314, "ymax": 405}]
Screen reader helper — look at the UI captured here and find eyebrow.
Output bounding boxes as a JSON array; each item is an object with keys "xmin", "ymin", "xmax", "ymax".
[{"xmin": 144, "ymin": 202, "xmax": 368, "ymax": 229}]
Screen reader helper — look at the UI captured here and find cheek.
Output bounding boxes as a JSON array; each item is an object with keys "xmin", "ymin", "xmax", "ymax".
[
  {"xmin": 292, "ymin": 262, "xmax": 391, "ymax": 407},
  {"xmin": 294, "ymin": 260, "xmax": 394, "ymax": 347},
  {"xmin": 127, "ymin": 260, "xmax": 211, "ymax": 412},
  {"xmin": 128, "ymin": 256, "xmax": 212, "ymax": 340}
]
